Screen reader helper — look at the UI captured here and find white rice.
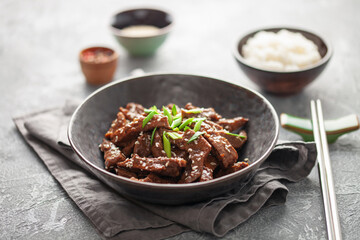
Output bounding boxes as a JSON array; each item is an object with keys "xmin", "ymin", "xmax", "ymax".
[{"xmin": 242, "ymin": 29, "xmax": 321, "ymax": 71}]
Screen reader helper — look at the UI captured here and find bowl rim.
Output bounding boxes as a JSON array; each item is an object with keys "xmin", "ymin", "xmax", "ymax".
[
  {"xmin": 68, "ymin": 73, "xmax": 279, "ymax": 190},
  {"xmin": 233, "ymin": 26, "xmax": 333, "ymax": 74},
  {"xmin": 109, "ymin": 7, "xmax": 174, "ymax": 39}
]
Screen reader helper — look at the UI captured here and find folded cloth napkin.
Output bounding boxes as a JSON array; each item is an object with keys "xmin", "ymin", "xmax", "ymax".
[{"xmin": 13, "ymin": 100, "xmax": 317, "ymax": 240}]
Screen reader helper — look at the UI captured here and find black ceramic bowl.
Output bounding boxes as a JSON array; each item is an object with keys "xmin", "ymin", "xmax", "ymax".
[
  {"xmin": 234, "ymin": 27, "xmax": 332, "ymax": 95},
  {"xmin": 68, "ymin": 73, "xmax": 279, "ymax": 205}
]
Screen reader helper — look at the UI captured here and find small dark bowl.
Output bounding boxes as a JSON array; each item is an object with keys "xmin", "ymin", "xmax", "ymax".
[
  {"xmin": 68, "ymin": 73, "xmax": 279, "ymax": 205},
  {"xmin": 234, "ymin": 27, "xmax": 332, "ymax": 95},
  {"xmin": 110, "ymin": 8, "xmax": 173, "ymax": 56}
]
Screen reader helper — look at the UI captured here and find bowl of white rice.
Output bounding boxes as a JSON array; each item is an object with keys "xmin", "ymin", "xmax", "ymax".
[{"xmin": 234, "ymin": 27, "xmax": 332, "ymax": 95}]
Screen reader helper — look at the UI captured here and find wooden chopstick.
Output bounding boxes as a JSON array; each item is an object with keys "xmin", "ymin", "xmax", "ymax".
[{"xmin": 310, "ymin": 99, "xmax": 342, "ymax": 240}]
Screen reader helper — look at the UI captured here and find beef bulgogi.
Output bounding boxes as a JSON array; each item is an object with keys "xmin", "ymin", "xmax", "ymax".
[{"xmin": 99, "ymin": 103, "xmax": 249, "ymax": 183}]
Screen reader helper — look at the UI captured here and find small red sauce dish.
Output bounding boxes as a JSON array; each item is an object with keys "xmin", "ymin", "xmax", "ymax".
[{"xmin": 79, "ymin": 46, "xmax": 118, "ymax": 85}]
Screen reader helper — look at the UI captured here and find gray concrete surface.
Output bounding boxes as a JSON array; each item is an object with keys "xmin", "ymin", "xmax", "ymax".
[{"xmin": 1, "ymin": 0, "xmax": 359, "ymax": 239}]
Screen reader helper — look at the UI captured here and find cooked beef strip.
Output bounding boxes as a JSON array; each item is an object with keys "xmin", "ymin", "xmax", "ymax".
[
  {"xmin": 199, "ymin": 167, "xmax": 212, "ymax": 182},
  {"xmin": 115, "ymin": 167, "xmax": 138, "ymax": 178},
  {"xmin": 121, "ymin": 138, "xmax": 137, "ymax": 157},
  {"xmin": 105, "ymin": 111, "xmax": 127, "ymax": 139},
  {"xmin": 200, "ymin": 154, "xmax": 219, "ymax": 182},
  {"xmin": 182, "ymin": 103, "xmax": 222, "ymax": 121},
  {"xmin": 178, "ymin": 160, "xmax": 192, "ymax": 183},
  {"xmin": 234, "ymin": 160, "xmax": 249, "ymax": 171},
  {"xmin": 165, "ymin": 129, "xmax": 212, "ymax": 183},
  {"xmin": 195, "ymin": 122, "xmax": 238, "ymax": 168},
  {"xmin": 133, "ymin": 132, "xmax": 152, "ymax": 157},
  {"xmin": 99, "ymin": 139, "xmax": 126, "ymax": 170},
  {"xmin": 203, "ymin": 131, "xmax": 238, "ymax": 168},
  {"xmin": 151, "ymin": 129, "xmax": 167, "ymax": 157},
  {"xmin": 217, "ymin": 130, "xmax": 247, "ymax": 149},
  {"xmin": 117, "ymin": 154, "xmax": 187, "ymax": 177},
  {"xmin": 137, "ymin": 170, "xmax": 150, "ymax": 179},
  {"xmin": 216, "ymin": 117, "xmax": 248, "ymax": 132},
  {"xmin": 215, "ymin": 161, "xmax": 249, "ymax": 178},
  {"xmin": 119, "ymin": 102, "xmax": 145, "ymax": 121},
  {"xmin": 204, "ymin": 154, "xmax": 219, "ymax": 170},
  {"xmin": 204, "ymin": 120, "xmax": 223, "ymax": 131},
  {"xmin": 111, "ymin": 114, "xmax": 170, "ymax": 144},
  {"xmin": 184, "ymin": 103, "xmax": 196, "ymax": 110},
  {"xmin": 171, "ymin": 147, "xmax": 188, "ymax": 159},
  {"xmin": 130, "ymin": 173, "xmax": 177, "ymax": 183}
]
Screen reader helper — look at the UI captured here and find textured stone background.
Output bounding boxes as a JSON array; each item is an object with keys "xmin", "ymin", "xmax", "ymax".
[{"xmin": 1, "ymin": 0, "xmax": 359, "ymax": 239}]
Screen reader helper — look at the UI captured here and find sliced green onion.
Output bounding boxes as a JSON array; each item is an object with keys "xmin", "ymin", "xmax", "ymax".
[
  {"xmin": 142, "ymin": 110, "xmax": 157, "ymax": 128},
  {"xmin": 193, "ymin": 118, "xmax": 205, "ymax": 132},
  {"xmin": 173, "ymin": 127, "xmax": 179, "ymax": 131},
  {"xmin": 166, "ymin": 132, "xmax": 182, "ymax": 140},
  {"xmin": 170, "ymin": 116, "xmax": 182, "ymax": 129},
  {"xmin": 178, "ymin": 118, "xmax": 194, "ymax": 130},
  {"xmin": 187, "ymin": 131, "xmax": 205, "ymax": 143},
  {"xmin": 162, "ymin": 106, "xmax": 173, "ymax": 125},
  {"xmin": 184, "ymin": 126, "xmax": 191, "ymax": 131},
  {"xmin": 192, "ymin": 117, "xmax": 206, "ymax": 122},
  {"xmin": 150, "ymin": 127, "xmax": 157, "ymax": 145},
  {"xmin": 225, "ymin": 132, "xmax": 246, "ymax": 139},
  {"xmin": 162, "ymin": 131, "xmax": 171, "ymax": 158},
  {"xmin": 144, "ymin": 105, "xmax": 159, "ymax": 114},
  {"xmin": 174, "ymin": 113, "xmax": 182, "ymax": 118},
  {"xmin": 185, "ymin": 108, "xmax": 203, "ymax": 114},
  {"xmin": 171, "ymin": 104, "xmax": 177, "ymax": 116}
]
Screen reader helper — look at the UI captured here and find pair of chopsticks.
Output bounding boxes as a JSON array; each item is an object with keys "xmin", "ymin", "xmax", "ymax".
[{"xmin": 310, "ymin": 100, "xmax": 342, "ymax": 240}]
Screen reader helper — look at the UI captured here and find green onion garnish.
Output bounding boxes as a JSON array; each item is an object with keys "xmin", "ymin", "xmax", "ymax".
[
  {"xmin": 173, "ymin": 127, "xmax": 179, "ymax": 131},
  {"xmin": 162, "ymin": 131, "xmax": 171, "ymax": 158},
  {"xmin": 162, "ymin": 106, "xmax": 173, "ymax": 125},
  {"xmin": 166, "ymin": 132, "xmax": 182, "ymax": 140},
  {"xmin": 193, "ymin": 118, "xmax": 205, "ymax": 132},
  {"xmin": 225, "ymin": 132, "xmax": 246, "ymax": 139},
  {"xmin": 174, "ymin": 113, "xmax": 182, "ymax": 118},
  {"xmin": 170, "ymin": 116, "xmax": 182, "ymax": 129},
  {"xmin": 150, "ymin": 127, "xmax": 157, "ymax": 145},
  {"xmin": 192, "ymin": 117, "xmax": 206, "ymax": 122},
  {"xmin": 184, "ymin": 126, "xmax": 191, "ymax": 131},
  {"xmin": 142, "ymin": 110, "xmax": 157, "ymax": 128},
  {"xmin": 144, "ymin": 105, "xmax": 159, "ymax": 113},
  {"xmin": 171, "ymin": 104, "xmax": 177, "ymax": 116},
  {"xmin": 185, "ymin": 108, "xmax": 203, "ymax": 114},
  {"xmin": 178, "ymin": 118, "xmax": 194, "ymax": 130},
  {"xmin": 187, "ymin": 131, "xmax": 205, "ymax": 143}
]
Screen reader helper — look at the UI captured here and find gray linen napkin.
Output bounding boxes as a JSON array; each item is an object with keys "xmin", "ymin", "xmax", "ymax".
[{"xmin": 13, "ymin": 101, "xmax": 317, "ymax": 240}]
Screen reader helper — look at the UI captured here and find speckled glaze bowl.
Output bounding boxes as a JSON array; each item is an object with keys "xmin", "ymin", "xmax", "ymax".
[
  {"xmin": 110, "ymin": 8, "xmax": 173, "ymax": 56},
  {"xmin": 234, "ymin": 27, "xmax": 332, "ymax": 95},
  {"xmin": 68, "ymin": 73, "xmax": 279, "ymax": 205}
]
